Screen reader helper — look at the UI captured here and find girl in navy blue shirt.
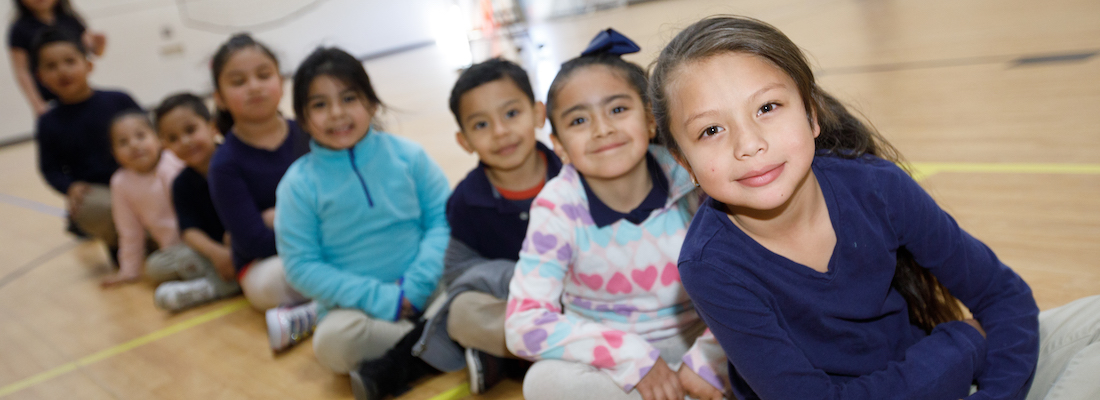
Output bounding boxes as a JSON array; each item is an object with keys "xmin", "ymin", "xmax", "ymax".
[
  {"xmin": 205, "ymin": 33, "xmax": 314, "ymax": 352},
  {"xmin": 649, "ymin": 16, "xmax": 1100, "ymax": 400}
]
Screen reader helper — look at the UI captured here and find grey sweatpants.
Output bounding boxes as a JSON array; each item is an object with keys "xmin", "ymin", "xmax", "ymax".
[{"xmin": 145, "ymin": 244, "xmax": 240, "ymax": 297}]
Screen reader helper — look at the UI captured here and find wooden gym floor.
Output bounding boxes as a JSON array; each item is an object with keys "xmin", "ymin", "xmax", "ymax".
[{"xmin": 1, "ymin": 0, "xmax": 1098, "ymax": 398}]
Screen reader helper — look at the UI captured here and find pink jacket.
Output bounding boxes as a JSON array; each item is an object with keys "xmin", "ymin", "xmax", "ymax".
[{"xmin": 110, "ymin": 150, "xmax": 185, "ymax": 277}]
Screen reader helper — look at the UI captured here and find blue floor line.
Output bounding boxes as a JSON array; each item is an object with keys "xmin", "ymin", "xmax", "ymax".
[{"xmin": 0, "ymin": 193, "xmax": 66, "ymax": 218}]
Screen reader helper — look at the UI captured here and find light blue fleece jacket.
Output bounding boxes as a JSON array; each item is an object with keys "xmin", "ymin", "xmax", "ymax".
[{"xmin": 275, "ymin": 129, "xmax": 450, "ymax": 321}]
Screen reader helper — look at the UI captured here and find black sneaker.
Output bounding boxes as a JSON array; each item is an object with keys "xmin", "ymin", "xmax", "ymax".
[
  {"xmin": 465, "ymin": 348, "xmax": 504, "ymax": 394},
  {"xmin": 349, "ymin": 365, "xmax": 381, "ymax": 400},
  {"xmin": 351, "ymin": 320, "xmax": 440, "ymax": 399}
]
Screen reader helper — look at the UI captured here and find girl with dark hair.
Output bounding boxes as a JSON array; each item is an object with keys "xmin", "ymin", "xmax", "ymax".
[
  {"xmin": 275, "ymin": 46, "xmax": 450, "ymax": 400},
  {"xmin": 205, "ymin": 33, "xmax": 316, "ymax": 352},
  {"xmin": 652, "ymin": 15, "xmax": 1100, "ymax": 400},
  {"xmin": 8, "ymin": 0, "xmax": 105, "ymax": 115},
  {"xmin": 504, "ymin": 29, "xmax": 728, "ymax": 400}
]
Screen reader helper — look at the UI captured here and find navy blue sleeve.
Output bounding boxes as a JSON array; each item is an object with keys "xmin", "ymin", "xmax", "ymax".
[
  {"xmin": 172, "ymin": 172, "xmax": 202, "ymax": 234},
  {"xmin": 35, "ymin": 116, "xmax": 72, "ymax": 194},
  {"xmin": 883, "ymin": 164, "xmax": 1039, "ymax": 400},
  {"xmin": 8, "ymin": 21, "xmax": 28, "ymax": 50},
  {"xmin": 681, "ymin": 257, "xmax": 986, "ymax": 400},
  {"xmin": 208, "ymin": 156, "xmax": 276, "ymax": 269}
]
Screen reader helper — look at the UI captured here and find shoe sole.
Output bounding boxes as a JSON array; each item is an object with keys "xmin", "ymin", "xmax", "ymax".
[
  {"xmin": 465, "ymin": 349, "xmax": 484, "ymax": 395},
  {"xmin": 264, "ymin": 308, "xmax": 284, "ymax": 351},
  {"xmin": 349, "ymin": 370, "xmax": 371, "ymax": 400}
]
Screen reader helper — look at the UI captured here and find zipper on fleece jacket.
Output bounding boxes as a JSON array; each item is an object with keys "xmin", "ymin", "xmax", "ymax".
[{"xmin": 347, "ymin": 149, "xmax": 375, "ymax": 207}]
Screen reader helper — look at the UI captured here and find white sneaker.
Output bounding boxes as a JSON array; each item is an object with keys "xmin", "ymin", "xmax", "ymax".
[
  {"xmin": 154, "ymin": 279, "xmax": 216, "ymax": 311},
  {"xmin": 265, "ymin": 301, "xmax": 318, "ymax": 352}
]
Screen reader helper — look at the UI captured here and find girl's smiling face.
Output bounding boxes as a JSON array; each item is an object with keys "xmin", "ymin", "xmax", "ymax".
[
  {"xmin": 302, "ymin": 75, "xmax": 375, "ymax": 150},
  {"xmin": 157, "ymin": 107, "xmax": 218, "ymax": 169},
  {"xmin": 667, "ymin": 52, "xmax": 819, "ymax": 212},
  {"xmin": 550, "ymin": 65, "xmax": 654, "ymax": 182},
  {"xmin": 111, "ymin": 115, "xmax": 163, "ymax": 174},
  {"xmin": 213, "ymin": 47, "xmax": 283, "ymax": 124}
]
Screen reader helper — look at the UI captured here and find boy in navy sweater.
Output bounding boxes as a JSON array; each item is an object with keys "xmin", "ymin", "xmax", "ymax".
[
  {"xmin": 32, "ymin": 27, "xmax": 140, "ymax": 251},
  {"xmin": 413, "ymin": 58, "xmax": 562, "ymax": 394}
]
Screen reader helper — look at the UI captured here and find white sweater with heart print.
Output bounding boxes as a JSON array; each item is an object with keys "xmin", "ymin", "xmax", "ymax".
[{"xmin": 504, "ymin": 146, "xmax": 727, "ymax": 392}]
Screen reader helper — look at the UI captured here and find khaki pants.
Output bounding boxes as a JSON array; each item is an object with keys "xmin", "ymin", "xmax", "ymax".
[
  {"xmin": 313, "ymin": 290, "xmax": 447, "ymax": 373},
  {"xmin": 71, "ymin": 184, "xmax": 117, "ymax": 248},
  {"xmin": 145, "ymin": 244, "xmax": 240, "ymax": 297},
  {"xmin": 1027, "ymin": 294, "xmax": 1100, "ymax": 400},
  {"xmin": 239, "ymin": 256, "xmax": 307, "ymax": 311},
  {"xmin": 446, "ymin": 291, "xmax": 512, "ymax": 358}
]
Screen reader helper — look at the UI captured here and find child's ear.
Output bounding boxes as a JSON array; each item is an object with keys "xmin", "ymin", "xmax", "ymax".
[
  {"xmin": 643, "ymin": 110, "xmax": 657, "ymax": 141},
  {"xmin": 810, "ymin": 110, "xmax": 821, "ymax": 139},
  {"xmin": 549, "ymin": 134, "xmax": 570, "ymax": 165},
  {"xmin": 534, "ymin": 101, "xmax": 547, "ymax": 129},
  {"xmin": 212, "ymin": 91, "xmax": 225, "ymax": 111},
  {"xmin": 454, "ymin": 131, "xmax": 474, "ymax": 154}
]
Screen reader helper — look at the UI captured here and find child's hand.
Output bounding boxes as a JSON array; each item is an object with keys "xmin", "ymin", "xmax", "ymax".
[
  {"xmin": 635, "ymin": 357, "xmax": 684, "ymax": 400},
  {"xmin": 678, "ymin": 364, "xmax": 724, "ymax": 400},
  {"xmin": 400, "ymin": 297, "xmax": 416, "ymax": 320},
  {"xmin": 101, "ymin": 271, "xmax": 141, "ymax": 288},
  {"xmin": 962, "ymin": 318, "xmax": 986, "ymax": 338},
  {"xmin": 261, "ymin": 208, "xmax": 276, "ymax": 228},
  {"xmin": 212, "ymin": 252, "xmax": 236, "ymax": 282},
  {"xmin": 67, "ymin": 182, "xmax": 91, "ymax": 214}
]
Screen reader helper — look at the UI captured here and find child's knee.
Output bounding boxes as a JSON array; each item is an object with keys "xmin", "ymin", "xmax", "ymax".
[{"xmin": 313, "ymin": 311, "xmax": 371, "ymax": 373}]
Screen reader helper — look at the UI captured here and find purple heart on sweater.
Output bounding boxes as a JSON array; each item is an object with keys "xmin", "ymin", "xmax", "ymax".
[
  {"xmin": 572, "ymin": 298, "xmax": 592, "ymax": 309},
  {"xmin": 612, "ymin": 304, "xmax": 636, "ymax": 315},
  {"xmin": 523, "ymin": 329, "xmax": 548, "ymax": 352},
  {"xmin": 562, "ymin": 204, "xmax": 594, "ymax": 224},
  {"xmin": 533, "ymin": 312, "xmax": 558, "ymax": 325},
  {"xmin": 697, "ymin": 365, "xmax": 722, "ymax": 391},
  {"xmin": 556, "ymin": 243, "xmax": 573, "ymax": 261},
  {"xmin": 531, "ymin": 232, "xmax": 557, "ymax": 254}
]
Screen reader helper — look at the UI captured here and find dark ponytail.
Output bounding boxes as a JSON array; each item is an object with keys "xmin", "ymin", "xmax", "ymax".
[
  {"xmin": 650, "ymin": 16, "xmax": 964, "ymax": 333},
  {"xmin": 210, "ymin": 33, "xmax": 279, "ymax": 134}
]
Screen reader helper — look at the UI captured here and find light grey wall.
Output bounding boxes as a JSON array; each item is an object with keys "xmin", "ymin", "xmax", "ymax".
[{"xmin": 1, "ymin": 0, "xmax": 444, "ymax": 143}]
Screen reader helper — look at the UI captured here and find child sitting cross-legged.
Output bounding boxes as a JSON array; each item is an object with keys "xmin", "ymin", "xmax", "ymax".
[
  {"xmin": 275, "ymin": 47, "xmax": 451, "ymax": 400},
  {"xmin": 101, "ymin": 110, "xmax": 189, "ymax": 288},
  {"xmin": 148, "ymin": 93, "xmax": 242, "ymax": 311},
  {"xmin": 504, "ymin": 29, "xmax": 730, "ymax": 400},
  {"xmin": 412, "ymin": 58, "xmax": 563, "ymax": 394}
]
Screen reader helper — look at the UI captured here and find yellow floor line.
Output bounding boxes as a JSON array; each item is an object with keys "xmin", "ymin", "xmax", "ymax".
[
  {"xmin": 427, "ymin": 382, "xmax": 471, "ymax": 400},
  {"xmin": 910, "ymin": 162, "xmax": 1100, "ymax": 181},
  {"xmin": 0, "ymin": 298, "xmax": 250, "ymax": 398}
]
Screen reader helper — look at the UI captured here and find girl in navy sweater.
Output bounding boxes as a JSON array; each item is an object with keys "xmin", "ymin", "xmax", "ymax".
[
  {"xmin": 649, "ymin": 16, "xmax": 1100, "ymax": 400},
  {"xmin": 205, "ymin": 33, "xmax": 315, "ymax": 352}
]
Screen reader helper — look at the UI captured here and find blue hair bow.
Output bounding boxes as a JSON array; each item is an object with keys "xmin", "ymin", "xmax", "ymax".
[{"xmin": 580, "ymin": 28, "xmax": 641, "ymax": 57}]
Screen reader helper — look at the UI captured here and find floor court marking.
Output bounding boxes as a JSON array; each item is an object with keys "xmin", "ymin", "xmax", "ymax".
[
  {"xmin": 0, "ymin": 298, "xmax": 251, "ymax": 398},
  {"xmin": 427, "ymin": 382, "xmax": 471, "ymax": 400},
  {"xmin": 0, "ymin": 240, "xmax": 78, "ymax": 290},
  {"xmin": 910, "ymin": 162, "xmax": 1100, "ymax": 181},
  {"xmin": 0, "ymin": 193, "xmax": 65, "ymax": 218}
]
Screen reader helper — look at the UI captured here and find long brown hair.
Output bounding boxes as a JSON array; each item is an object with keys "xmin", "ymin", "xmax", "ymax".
[{"xmin": 649, "ymin": 15, "xmax": 963, "ymax": 332}]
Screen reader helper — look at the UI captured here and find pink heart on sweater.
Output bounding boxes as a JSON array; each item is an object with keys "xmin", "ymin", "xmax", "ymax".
[
  {"xmin": 606, "ymin": 272, "xmax": 633, "ymax": 294},
  {"xmin": 577, "ymin": 273, "xmax": 603, "ymax": 290},
  {"xmin": 592, "ymin": 345, "xmax": 615, "ymax": 369},
  {"xmin": 602, "ymin": 331, "xmax": 624, "ymax": 348},
  {"xmin": 632, "ymin": 265, "xmax": 658, "ymax": 291},
  {"xmin": 660, "ymin": 262, "xmax": 681, "ymax": 286}
]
